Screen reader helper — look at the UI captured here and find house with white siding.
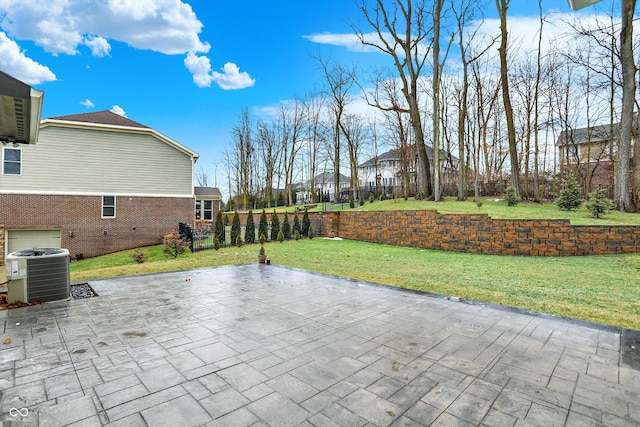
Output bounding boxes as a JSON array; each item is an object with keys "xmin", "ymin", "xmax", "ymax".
[{"xmin": 1, "ymin": 110, "xmax": 202, "ymax": 260}]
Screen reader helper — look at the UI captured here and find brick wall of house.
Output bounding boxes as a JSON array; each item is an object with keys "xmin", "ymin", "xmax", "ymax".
[
  {"xmin": 0, "ymin": 224, "xmax": 4, "ymax": 268},
  {"xmin": 326, "ymin": 210, "xmax": 640, "ymax": 256},
  {"xmin": 0, "ymin": 194, "xmax": 193, "ymax": 259}
]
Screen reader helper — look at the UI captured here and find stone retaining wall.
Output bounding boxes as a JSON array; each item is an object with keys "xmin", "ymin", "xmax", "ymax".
[{"xmin": 316, "ymin": 210, "xmax": 640, "ymax": 256}]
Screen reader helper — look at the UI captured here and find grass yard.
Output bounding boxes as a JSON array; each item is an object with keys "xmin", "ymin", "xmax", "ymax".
[
  {"xmin": 258, "ymin": 197, "xmax": 640, "ymax": 226},
  {"xmin": 70, "ymin": 238, "xmax": 640, "ymax": 331}
]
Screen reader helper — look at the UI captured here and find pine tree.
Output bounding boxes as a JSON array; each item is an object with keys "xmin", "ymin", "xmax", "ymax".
[
  {"xmin": 293, "ymin": 212, "xmax": 301, "ymax": 237},
  {"xmin": 215, "ymin": 210, "xmax": 225, "ymax": 245},
  {"xmin": 556, "ymin": 174, "xmax": 583, "ymax": 211},
  {"xmin": 282, "ymin": 212, "xmax": 291, "ymax": 239},
  {"xmin": 302, "ymin": 210, "xmax": 310, "ymax": 236},
  {"xmin": 586, "ymin": 189, "xmax": 614, "ymax": 218},
  {"xmin": 245, "ymin": 210, "xmax": 255, "ymax": 243},
  {"xmin": 259, "ymin": 209, "xmax": 268, "ymax": 242},
  {"xmin": 270, "ymin": 211, "xmax": 280, "ymax": 241},
  {"xmin": 504, "ymin": 186, "xmax": 521, "ymax": 206},
  {"xmin": 230, "ymin": 211, "xmax": 241, "ymax": 246}
]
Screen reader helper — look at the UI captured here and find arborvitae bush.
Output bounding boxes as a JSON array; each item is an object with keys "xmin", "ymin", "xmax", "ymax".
[
  {"xmin": 259, "ymin": 209, "xmax": 268, "ymax": 242},
  {"xmin": 245, "ymin": 210, "xmax": 255, "ymax": 243},
  {"xmin": 293, "ymin": 212, "xmax": 301, "ymax": 236},
  {"xmin": 213, "ymin": 236, "xmax": 221, "ymax": 251},
  {"xmin": 359, "ymin": 194, "xmax": 365, "ymax": 206},
  {"xmin": 259, "ymin": 233, "xmax": 266, "ymax": 245},
  {"xmin": 349, "ymin": 195, "xmax": 355, "ymax": 208},
  {"xmin": 277, "ymin": 191, "xmax": 285, "ymax": 207},
  {"xmin": 235, "ymin": 235, "xmax": 243, "ymax": 247},
  {"xmin": 215, "ymin": 210, "xmax": 225, "ymax": 245},
  {"xmin": 308, "ymin": 224, "xmax": 314, "ymax": 240},
  {"xmin": 302, "ymin": 210, "xmax": 310, "ymax": 236},
  {"xmin": 277, "ymin": 229, "xmax": 284, "ymax": 243},
  {"xmin": 504, "ymin": 186, "xmax": 521, "ymax": 206},
  {"xmin": 294, "ymin": 230, "xmax": 301, "ymax": 241},
  {"xmin": 556, "ymin": 175, "xmax": 583, "ymax": 211},
  {"xmin": 369, "ymin": 193, "xmax": 374, "ymax": 203},
  {"xmin": 379, "ymin": 192, "xmax": 385, "ymax": 201},
  {"xmin": 230, "ymin": 211, "xmax": 241, "ymax": 245},
  {"xmin": 282, "ymin": 212, "xmax": 291, "ymax": 239},
  {"xmin": 270, "ymin": 211, "xmax": 280, "ymax": 241},
  {"xmin": 586, "ymin": 189, "xmax": 614, "ymax": 218}
]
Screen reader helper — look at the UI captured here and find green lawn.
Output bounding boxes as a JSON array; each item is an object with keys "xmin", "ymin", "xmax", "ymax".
[
  {"xmin": 252, "ymin": 197, "xmax": 640, "ymax": 226},
  {"xmin": 71, "ymin": 238, "xmax": 640, "ymax": 331}
]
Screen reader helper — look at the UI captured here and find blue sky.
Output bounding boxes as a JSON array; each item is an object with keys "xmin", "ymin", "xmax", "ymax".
[{"xmin": 0, "ymin": 0, "xmax": 619, "ymax": 188}]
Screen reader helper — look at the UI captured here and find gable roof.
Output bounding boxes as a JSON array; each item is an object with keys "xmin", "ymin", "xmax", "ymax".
[
  {"xmin": 556, "ymin": 123, "xmax": 617, "ymax": 146},
  {"xmin": 195, "ymin": 186, "xmax": 222, "ymax": 197},
  {"xmin": 359, "ymin": 145, "xmax": 456, "ymax": 168},
  {"xmin": 313, "ymin": 171, "xmax": 350, "ymax": 183},
  {"xmin": 41, "ymin": 110, "xmax": 199, "ymax": 160},
  {"xmin": 50, "ymin": 110, "xmax": 149, "ymax": 128}
]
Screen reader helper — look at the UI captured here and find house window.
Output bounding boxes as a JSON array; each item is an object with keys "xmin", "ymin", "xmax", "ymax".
[
  {"xmin": 102, "ymin": 196, "xmax": 116, "ymax": 218},
  {"xmin": 196, "ymin": 200, "xmax": 214, "ymax": 221},
  {"xmin": 3, "ymin": 147, "xmax": 21, "ymax": 175}
]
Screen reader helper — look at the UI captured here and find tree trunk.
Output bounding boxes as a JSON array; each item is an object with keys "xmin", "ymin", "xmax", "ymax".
[
  {"xmin": 621, "ymin": 0, "xmax": 638, "ymax": 210},
  {"xmin": 497, "ymin": 0, "xmax": 521, "ymax": 197}
]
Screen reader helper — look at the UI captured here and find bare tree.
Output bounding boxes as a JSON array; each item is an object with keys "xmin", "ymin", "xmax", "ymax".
[
  {"xmin": 496, "ymin": 0, "xmax": 520, "ymax": 197},
  {"xmin": 452, "ymin": 0, "xmax": 493, "ymax": 201},
  {"xmin": 355, "ymin": 0, "xmax": 433, "ymax": 197},
  {"xmin": 315, "ymin": 55, "xmax": 357, "ymax": 201},
  {"xmin": 230, "ymin": 108, "xmax": 254, "ymax": 210},
  {"xmin": 621, "ymin": 0, "xmax": 637, "ymax": 210},
  {"xmin": 195, "ymin": 167, "xmax": 210, "ymax": 187},
  {"xmin": 256, "ymin": 121, "xmax": 281, "ymax": 208}
]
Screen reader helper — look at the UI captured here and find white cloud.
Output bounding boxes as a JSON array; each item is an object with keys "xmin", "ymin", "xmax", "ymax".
[
  {"xmin": 110, "ymin": 105, "xmax": 126, "ymax": 116},
  {"xmin": 80, "ymin": 98, "xmax": 94, "ymax": 108},
  {"xmin": 0, "ymin": 31, "xmax": 56, "ymax": 84},
  {"xmin": 184, "ymin": 51, "xmax": 255, "ymax": 90},
  {"xmin": 0, "ymin": 0, "xmax": 209, "ymax": 56},
  {"xmin": 302, "ymin": 32, "xmax": 381, "ymax": 53},
  {"xmin": 211, "ymin": 62, "xmax": 256, "ymax": 90},
  {"xmin": 83, "ymin": 35, "xmax": 111, "ymax": 57}
]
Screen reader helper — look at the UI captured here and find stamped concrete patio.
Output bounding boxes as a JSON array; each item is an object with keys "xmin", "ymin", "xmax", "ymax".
[{"xmin": 1, "ymin": 264, "xmax": 638, "ymax": 426}]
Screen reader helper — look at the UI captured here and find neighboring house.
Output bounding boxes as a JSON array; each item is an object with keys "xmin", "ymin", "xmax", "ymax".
[
  {"xmin": 358, "ymin": 145, "xmax": 459, "ymax": 197},
  {"xmin": 556, "ymin": 122, "xmax": 634, "ymax": 191},
  {"xmin": 1, "ymin": 109, "xmax": 200, "ymax": 260},
  {"xmin": 195, "ymin": 186, "xmax": 222, "ymax": 222},
  {"xmin": 297, "ymin": 171, "xmax": 350, "ymax": 203}
]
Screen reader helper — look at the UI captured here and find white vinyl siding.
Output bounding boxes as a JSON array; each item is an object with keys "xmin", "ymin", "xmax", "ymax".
[{"xmin": 0, "ymin": 126, "xmax": 194, "ymax": 196}]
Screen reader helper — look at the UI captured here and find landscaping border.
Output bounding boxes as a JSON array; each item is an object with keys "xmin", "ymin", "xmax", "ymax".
[{"xmin": 313, "ymin": 210, "xmax": 640, "ymax": 256}]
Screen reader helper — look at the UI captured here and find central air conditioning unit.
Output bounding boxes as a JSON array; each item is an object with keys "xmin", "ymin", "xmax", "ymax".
[{"xmin": 5, "ymin": 248, "xmax": 70, "ymax": 303}]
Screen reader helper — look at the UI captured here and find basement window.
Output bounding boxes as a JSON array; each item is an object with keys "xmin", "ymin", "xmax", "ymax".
[
  {"xmin": 2, "ymin": 147, "xmax": 21, "ymax": 175},
  {"xmin": 102, "ymin": 196, "xmax": 116, "ymax": 218}
]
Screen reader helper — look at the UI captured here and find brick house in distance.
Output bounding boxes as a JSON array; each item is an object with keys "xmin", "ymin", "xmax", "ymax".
[
  {"xmin": 556, "ymin": 121, "xmax": 635, "ymax": 194},
  {"xmin": 1, "ymin": 109, "xmax": 201, "ymax": 260}
]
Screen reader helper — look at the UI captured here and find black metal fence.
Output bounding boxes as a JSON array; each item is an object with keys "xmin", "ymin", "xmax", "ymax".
[{"xmin": 179, "ymin": 219, "xmax": 323, "ymax": 253}]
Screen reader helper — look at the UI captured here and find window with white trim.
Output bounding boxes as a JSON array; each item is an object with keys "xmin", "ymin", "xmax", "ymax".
[
  {"xmin": 3, "ymin": 147, "xmax": 21, "ymax": 175},
  {"xmin": 102, "ymin": 196, "xmax": 116, "ymax": 218},
  {"xmin": 195, "ymin": 200, "xmax": 214, "ymax": 221}
]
